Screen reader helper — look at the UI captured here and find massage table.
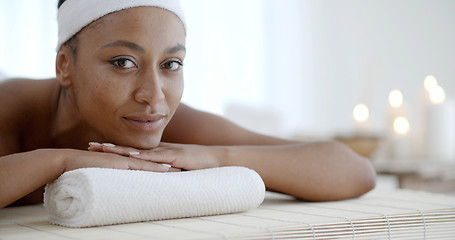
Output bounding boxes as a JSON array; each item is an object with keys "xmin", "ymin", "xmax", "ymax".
[{"xmin": 1, "ymin": 188, "xmax": 454, "ymax": 239}]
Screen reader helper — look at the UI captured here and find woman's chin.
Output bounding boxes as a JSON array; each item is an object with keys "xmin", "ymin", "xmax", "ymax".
[{"xmin": 113, "ymin": 135, "xmax": 162, "ymax": 150}]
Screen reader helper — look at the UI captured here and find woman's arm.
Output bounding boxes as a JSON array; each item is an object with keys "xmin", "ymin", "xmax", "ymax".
[
  {"xmin": 94, "ymin": 104, "xmax": 376, "ymax": 201},
  {"xmin": 169, "ymin": 104, "xmax": 377, "ymax": 201},
  {"xmin": 0, "ymin": 149, "xmax": 64, "ymax": 208},
  {"xmin": 220, "ymin": 142, "xmax": 376, "ymax": 201},
  {"xmin": 0, "ymin": 147, "xmax": 174, "ymax": 209}
]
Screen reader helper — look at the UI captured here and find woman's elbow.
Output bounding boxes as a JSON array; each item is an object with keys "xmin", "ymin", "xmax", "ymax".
[
  {"xmin": 333, "ymin": 141, "xmax": 377, "ymax": 199},
  {"xmin": 356, "ymin": 158, "xmax": 377, "ymax": 197},
  {"xmin": 347, "ymin": 148, "xmax": 377, "ymax": 198}
]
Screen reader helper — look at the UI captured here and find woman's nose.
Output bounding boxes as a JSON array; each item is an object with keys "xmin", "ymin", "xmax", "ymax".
[{"xmin": 133, "ymin": 74, "xmax": 165, "ymax": 105}]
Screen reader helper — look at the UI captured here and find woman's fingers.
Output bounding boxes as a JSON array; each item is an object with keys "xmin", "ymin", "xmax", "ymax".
[
  {"xmin": 126, "ymin": 156, "xmax": 171, "ymax": 172},
  {"xmin": 63, "ymin": 150, "xmax": 170, "ymax": 173},
  {"xmin": 89, "ymin": 142, "xmax": 175, "ymax": 164},
  {"xmin": 87, "ymin": 142, "xmax": 181, "ymax": 171},
  {"xmin": 87, "ymin": 142, "xmax": 103, "ymax": 152},
  {"xmin": 168, "ymin": 167, "xmax": 182, "ymax": 172},
  {"xmin": 88, "ymin": 142, "xmax": 142, "ymax": 158},
  {"xmin": 132, "ymin": 146, "xmax": 180, "ymax": 166}
]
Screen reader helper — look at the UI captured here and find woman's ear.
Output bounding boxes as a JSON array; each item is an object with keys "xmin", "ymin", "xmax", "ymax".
[{"xmin": 55, "ymin": 45, "xmax": 74, "ymax": 88}]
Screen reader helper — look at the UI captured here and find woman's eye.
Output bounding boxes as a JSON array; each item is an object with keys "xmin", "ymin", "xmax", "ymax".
[
  {"xmin": 162, "ymin": 60, "xmax": 183, "ymax": 71},
  {"xmin": 109, "ymin": 57, "xmax": 136, "ymax": 69}
]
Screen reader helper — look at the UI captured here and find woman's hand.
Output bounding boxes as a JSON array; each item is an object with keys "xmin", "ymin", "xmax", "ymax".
[
  {"xmin": 88, "ymin": 142, "xmax": 223, "ymax": 171},
  {"xmin": 61, "ymin": 148, "xmax": 171, "ymax": 173}
]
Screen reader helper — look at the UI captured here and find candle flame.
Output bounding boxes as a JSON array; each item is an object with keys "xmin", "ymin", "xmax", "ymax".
[
  {"xmin": 353, "ymin": 104, "xmax": 369, "ymax": 123},
  {"xmin": 429, "ymin": 85, "xmax": 446, "ymax": 104},
  {"xmin": 388, "ymin": 89, "xmax": 403, "ymax": 108},
  {"xmin": 393, "ymin": 116, "xmax": 410, "ymax": 135},
  {"xmin": 424, "ymin": 75, "xmax": 438, "ymax": 92}
]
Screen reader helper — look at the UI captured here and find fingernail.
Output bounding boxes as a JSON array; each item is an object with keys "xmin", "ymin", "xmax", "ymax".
[
  {"xmin": 161, "ymin": 163, "xmax": 172, "ymax": 168},
  {"xmin": 102, "ymin": 143, "xmax": 116, "ymax": 147},
  {"xmin": 129, "ymin": 151, "xmax": 140, "ymax": 156},
  {"xmin": 89, "ymin": 142, "xmax": 102, "ymax": 147}
]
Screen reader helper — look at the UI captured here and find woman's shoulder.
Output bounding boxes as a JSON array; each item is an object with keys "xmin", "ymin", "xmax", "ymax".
[
  {"xmin": 0, "ymin": 77, "xmax": 56, "ymax": 95},
  {"xmin": 0, "ymin": 77, "xmax": 56, "ymax": 103},
  {"xmin": 0, "ymin": 78, "xmax": 57, "ymax": 150},
  {"xmin": 1, "ymin": 78, "xmax": 54, "ymax": 113}
]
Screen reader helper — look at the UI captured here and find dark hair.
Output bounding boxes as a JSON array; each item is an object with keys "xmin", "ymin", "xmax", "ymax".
[{"xmin": 58, "ymin": 0, "xmax": 66, "ymax": 8}]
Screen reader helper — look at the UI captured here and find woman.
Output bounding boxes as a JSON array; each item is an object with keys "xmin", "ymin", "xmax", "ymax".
[{"xmin": 0, "ymin": 0, "xmax": 375, "ymax": 208}]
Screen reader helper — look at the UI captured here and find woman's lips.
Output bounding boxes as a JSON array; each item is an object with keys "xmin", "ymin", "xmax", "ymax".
[{"xmin": 122, "ymin": 114, "xmax": 166, "ymax": 132}]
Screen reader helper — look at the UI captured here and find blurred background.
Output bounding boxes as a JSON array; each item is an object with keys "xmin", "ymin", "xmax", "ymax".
[{"xmin": 1, "ymin": 0, "xmax": 455, "ymax": 191}]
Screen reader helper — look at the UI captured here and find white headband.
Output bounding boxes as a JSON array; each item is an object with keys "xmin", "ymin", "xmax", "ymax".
[{"xmin": 56, "ymin": 0, "xmax": 186, "ymax": 51}]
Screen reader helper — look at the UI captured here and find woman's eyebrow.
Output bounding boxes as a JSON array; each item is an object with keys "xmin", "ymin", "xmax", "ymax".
[
  {"xmin": 101, "ymin": 40, "xmax": 145, "ymax": 53},
  {"xmin": 101, "ymin": 41, "xmax": 185, "ymax": 54},
  {"xmin": 165, "ymin": 44, "xmax": 186, "ymax": 54}
]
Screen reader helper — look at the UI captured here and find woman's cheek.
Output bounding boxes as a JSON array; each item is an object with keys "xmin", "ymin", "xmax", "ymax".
[
  {"xmin": 81, "ymin": 81, "xmax": 123, "ymax": 117},
  {"xmin": 169, "ymin": 78, "xmax": 184, "ymax": 104}
]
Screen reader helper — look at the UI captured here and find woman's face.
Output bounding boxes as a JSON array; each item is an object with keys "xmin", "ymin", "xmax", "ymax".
[{"xmin": 64, "ymin": 7, "xmax": 185, "ymax": 149}]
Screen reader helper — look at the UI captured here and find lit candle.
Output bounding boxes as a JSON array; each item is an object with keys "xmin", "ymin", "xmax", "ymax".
[
  {"xmin": 425, "ymin": 85, "xmax": 455, "ymax": 161},
  {"xmin": 424, "ymin": 75, "xmax": 438, "ymax": 93},
  {"xmin": 353, "ymin": 103, "xmax": 370, "ymax": 135},
  {"xmin": 394, "ymin": 116, "xmax": 410, "ymax": 135},
  {"xmin": 389, "ymin": 89, "xmax": 403, "ymax": 108},
  {"xmin": 391, "ymin": 116, "xmax": 412, "ymax": 158},
  {"xmin": 387, "ymin": 89, "xmax": 406, "ymax": 136},
  {"xmin": 386, "ymin": 89, "xmax": 414, "ymax": 158}
]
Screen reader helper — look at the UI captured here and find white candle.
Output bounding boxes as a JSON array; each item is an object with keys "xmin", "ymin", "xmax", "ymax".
[
  {"xmin": 425, "ymin": 85, "xmax": 455, "ymax": 161},
  {"xmin": 414, "ymin": 75, "xmax": 440, "ymax": 157}
]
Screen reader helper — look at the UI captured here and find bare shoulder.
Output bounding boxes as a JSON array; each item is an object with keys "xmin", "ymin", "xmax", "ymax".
[
  {"xmin": 163, "ymin": 104, "xmax": 295, "ymax": 145},
  {"xmin": 0, "ymin": 78, "xmax": 56, "ymax": 155},
  {"xmin": 0, "ymin": 78, "xmax": 56, "ymax": 96},
  {"xmin": 0, "ymin": 78, "xmax": 56, "ymax": 116}
]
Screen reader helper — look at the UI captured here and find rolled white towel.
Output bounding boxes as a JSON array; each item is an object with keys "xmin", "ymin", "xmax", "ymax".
[{"xmin": 44, "ymin": 166, "xmax": 265, "ymax": 227}]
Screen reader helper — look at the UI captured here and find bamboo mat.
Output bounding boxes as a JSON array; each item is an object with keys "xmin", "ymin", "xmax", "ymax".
[{"xmin": 1, "ymin": 189, "xmax": 454, "ymax": 239}]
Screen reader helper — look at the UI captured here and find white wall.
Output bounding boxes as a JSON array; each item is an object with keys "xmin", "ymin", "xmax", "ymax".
[
  {"xmin": 1, "ymin": 0, "xmax": 454, "ymax": 139},
  {"xmin": 0, "ymin": 0, "xmax": 57, "ymax": 79}
]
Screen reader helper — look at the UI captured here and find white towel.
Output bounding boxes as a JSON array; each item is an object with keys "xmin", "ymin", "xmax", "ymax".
[{"xmin": 44, "ymin": 167, "xmax": 265, "ymax": 228}]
